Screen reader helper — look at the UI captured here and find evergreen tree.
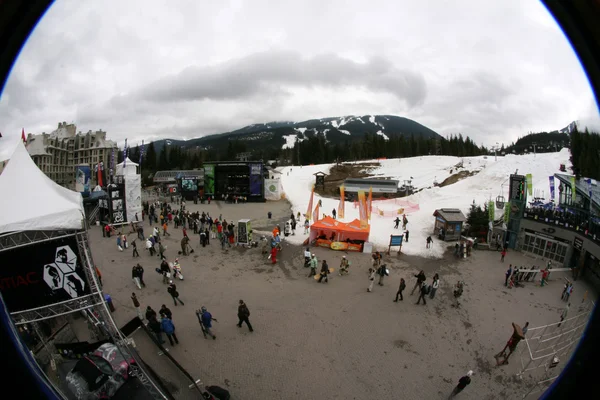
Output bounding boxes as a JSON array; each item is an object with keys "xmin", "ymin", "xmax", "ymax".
[
  {"xmin": 144, "ymin": 142, "xmax": 157, "ymax": 171},
  {"xmin": 158, "ymin": 146, "xmax": 169, "ymax": 170}
]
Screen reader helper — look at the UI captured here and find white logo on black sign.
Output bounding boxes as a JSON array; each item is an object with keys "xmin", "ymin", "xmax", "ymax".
[{"xmin": 42, "ymin": 245, "xmax": 86, "ymax": 298}]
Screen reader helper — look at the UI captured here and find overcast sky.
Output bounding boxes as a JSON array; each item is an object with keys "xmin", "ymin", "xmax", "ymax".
[{"xmin": 1, "ymin": 0, "xmax": 599, "ymax": 159}]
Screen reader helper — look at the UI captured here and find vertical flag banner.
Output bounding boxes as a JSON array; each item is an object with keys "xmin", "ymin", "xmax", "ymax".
[
  {"xmin": 488, "ymin": 200, "xmax": 495, "ymax": 221},
  {"xmin": 110, "ymin": 148, "xmax": 115, "ymax": 178},
  {"xmin": 338, "ymin": 185, "xmax": 345, "ymax": 219},
  {"xmin": 526, "ymin": 173, "xmax": 533, "ymax": 196},
  {"xmin": 504, "ymin": 201, "xmax": 511, "ymax": 223},
  {"xmin": 123, "ymin": 139, "xmax": 128, "ymax": 169},
  {"xmin": 549, "ymin": 176, "xmax": 555, "ymax": 201},
  {"xmin": 570, "ymin": 176, "xmax": 576, "ymax": 202},
  {"xmin": 313, "ymin": 203, "xmax": 320, "ymax": 222},
  {"xmin": 97, "ymin": 162, "xmax": 104, "ymax": 187},
  {"xmin": 306, "ymin": 185, "xmax": 314, "ymax": 221},
  {"xmin": 21, "ymin": 128, "xmax": 26, "ymax": 143},
  {"xmin": 139, "ymin": 140, "xmax": 145, "ymax": 166},
  {"xmin": 358, "ymin": 190, "xmax": 368, "ymax": 228},
  {"xmin": 367, "ymin": 187, "xmax": 373, "ymax": 219}
]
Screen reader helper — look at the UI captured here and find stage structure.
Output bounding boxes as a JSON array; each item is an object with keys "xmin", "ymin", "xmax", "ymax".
[
  {"xmin": 0, "ymin": 143, "xmax": 168, "ymax": 399},
  {"xmin": 116, "ymin": 157, "xmax": 142, "ymax": 223},
  {"xmin": 517, "ymin": 301, "xmax": 594, "ymax": 399}
]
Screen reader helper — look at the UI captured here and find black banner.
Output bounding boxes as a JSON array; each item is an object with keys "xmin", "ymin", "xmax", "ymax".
[
  {"xmin": 107, "ymin": 176, "xmax": 127, "ymax": 224},
  {"xmin": 574, "ymin": 237, "xmax": 583, "ymax": 251},
  {"xmin": 0, "ymin": 236, "xmax": 92, "ymax": 312}
]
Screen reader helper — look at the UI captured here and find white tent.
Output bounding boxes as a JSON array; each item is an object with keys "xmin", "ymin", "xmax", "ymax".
[
  {"xmin": 0, "ymin": 142, "xmax": 84, "ymax": 234},
  {"xmin": 116, "ymin": 157, "xmax": 138, "ymax": 176}
]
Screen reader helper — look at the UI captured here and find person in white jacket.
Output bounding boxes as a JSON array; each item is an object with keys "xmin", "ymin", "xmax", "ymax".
[{"xmin": 429, "ymin": 274, "xmax": 440, "ymax": 299}]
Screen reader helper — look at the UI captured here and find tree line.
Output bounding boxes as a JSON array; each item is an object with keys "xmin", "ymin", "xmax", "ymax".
[{"xmin": 569, "ymin": 127, "xmax": 600, "ymax": 180}]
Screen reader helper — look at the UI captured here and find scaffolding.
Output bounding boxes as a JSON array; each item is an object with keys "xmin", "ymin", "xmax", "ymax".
[
  {"xmin": 517, "ymin": 301, "xmax": 595, "ymax": 399},
  {"xmin": 2, "ymin": 229, "xmax": 170, "ymax": 399}
]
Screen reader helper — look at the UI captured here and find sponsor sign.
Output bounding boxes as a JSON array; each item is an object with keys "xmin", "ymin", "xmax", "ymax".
[{"xmin": 0, "ymin": 236, "xmax": 91, "ymax": 312}]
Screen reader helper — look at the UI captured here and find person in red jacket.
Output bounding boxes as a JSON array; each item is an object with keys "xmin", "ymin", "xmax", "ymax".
[{"xmin": 270, "ymin": 245, "xmax": 277, "ymax": 264}]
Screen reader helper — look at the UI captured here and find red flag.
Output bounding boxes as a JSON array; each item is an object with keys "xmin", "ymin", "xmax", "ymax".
[
  {"xmin": 97, "ymin": 164, "xmax": 104, "ymax": 187},
  {"xmin": 21, "ymin": 128, "xmax": 26, "ymax": 143}
]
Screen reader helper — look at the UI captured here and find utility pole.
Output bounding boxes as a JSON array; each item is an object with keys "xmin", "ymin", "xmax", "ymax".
[{"xmin": 532, "ymin": 142, "xmax": 537, "ymax": 158}]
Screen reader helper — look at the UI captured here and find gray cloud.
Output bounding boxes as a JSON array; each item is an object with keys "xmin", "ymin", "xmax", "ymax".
[{"xmin": 134, "ymin": 51, "xmax": 427, "ymax": 107}]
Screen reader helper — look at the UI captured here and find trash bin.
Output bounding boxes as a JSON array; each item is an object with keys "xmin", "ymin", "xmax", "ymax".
[
  {"xmin": 104, "ymin": 294, "xmax": 115, "ymax": 312},
  {"xmin": 268, "ymin": 212, "xmax": 272, "ymax": 219}
]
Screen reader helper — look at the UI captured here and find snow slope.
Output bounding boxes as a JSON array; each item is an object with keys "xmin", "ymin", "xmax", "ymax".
[{"xmin": 278, "ymin": 149, "xmax": 571, "ymax": 258}]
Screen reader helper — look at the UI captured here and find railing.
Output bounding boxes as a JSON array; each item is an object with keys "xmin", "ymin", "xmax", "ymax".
[{"xmin": 87, "ymin": 204, "xmax": 100, "ymax": 225}]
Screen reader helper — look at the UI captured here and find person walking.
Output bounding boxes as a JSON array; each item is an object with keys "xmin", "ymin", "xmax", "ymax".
[
  {"xmin": 159, "ymin": 304, "xmax": 172, "ymax": 320},
  {"xmin": 131, "ymin": 293, "xmax": 143, "ymax": 320},
  {"xmin": 133, "ymin": 264, "xmax": 145, "ymax": 288},
  {"xmin": 339, "ymin": 255, "xmax": 350, "ymax": 276},
  {"xmin": 180, "ymin": 236, "xmax": 190, "ymax": 256},
  {"xmin": 394, "ymin": 217, "xmax": 400, "ymax": 229},
  {"xmin": 308, "ymin": 254, "xmax": 318, "ymax": 278},
  {"xmin": 449, "ymin": 370, "xmax": 473, "ymax": 398},
  {"xmin": 404, "ymin": 230, "xmax": 409, "ymax": 242},
  {"xmin": 367, "ymin": 267, "xmax": 376, "ymax": 292},
  {"xmin": 270, "ymin": 244, "xmax": 278, "ymax": 264},
  {"xmin": 318, "ymin": 260, "xmax": 329, "ymax": 283},
  {"xmin": 416, "ymin": 281, "xmax": 428, "ymax": 305},
  {"xmin": 332, "ymin": 208, "xmax": 337, "ymax": 219},
  {"xmin": 116, "ymin": 234, "xmax": 123, "ymax": 252},
  {"xmin": 237, "ymin": 300, "xmax": 254, "ymax": 332},
  {"xmin": 148, "ymin": 317, "xmax": 165, "ymax": 344},
  {"xmin": 160, "ymin": 258, "xmax": 171, "ymax": 284},
  {"xmin": 145, "ymin": 306, "xmax": 157, "ymax": 321},
  {"xmin": 162, "ymin": 221, "xmax": 170, "ymax": 236},
  {"xmin": 394, "ymin": 278, "xmax": 406, "ymax": 302},
  {"xmin": 132, "ymin": 265, "xmax": 142, "ymax": 289},
  {"xmin": 200, "ymin": 306, "xmax": 217, "ymax": 340},
  {"xmin": 505, "ymin": 265, "xmax": 512, "ymax": 286},
  {"xmin": 167, "ymin": 281, "xmax": 184, "ymax": 306},
  {"xmin": 411, "ymin": 270, "xmax": 426, "ymax": 295},
  {"xmin": 146, "ymin": 237, "xmax": 155, "ymax": 256},
  {"xmin": 500, "ymin": 248, "xmax": 507, "ymax": 262},
  {"xmin": 377, "ymin": 264, "xmax": 387, "ymax": 286},
  {"xmin": 304, "ymin": 219, "xmax": 309, "ymax": 234},
  {"xmin": 161, "ymin": 316, "xmax": 179, "ymax": 346},
  {"xmin": 430, "ymin": 274, "xmax": 440, "ymax": 299},
  {"xmin": 158, "ymin": 242, "xmax": 166, "ymax": 259},
  {"xmin": 132, "ymin": 239, "xmax": 140, "ymax": 257}
]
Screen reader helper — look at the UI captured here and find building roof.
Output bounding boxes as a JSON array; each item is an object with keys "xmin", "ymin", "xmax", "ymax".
[
  {"xmin": 344, "ymin": 178, "xmax": 399, "ymax": 186},
  {"xmin": 555, "ymin": 173, "xmax": 600, "ymax": 208},
  {"xmin": 26, "ymin": 136, "xmax": 50, "ymax": 157},
  {"xmin": 433, "ymin": 208, "xmax": 467, "ymax": 222}
]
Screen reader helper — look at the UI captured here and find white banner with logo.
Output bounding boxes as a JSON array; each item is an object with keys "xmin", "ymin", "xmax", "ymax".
[{"xmin": 265, "ymin": 179, "xmax": 282, "ymax": 200}]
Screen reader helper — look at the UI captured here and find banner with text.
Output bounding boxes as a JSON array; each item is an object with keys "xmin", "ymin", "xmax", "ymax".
[
  {"xmin": 549, "ymin": 176, "xmax": 555, "ymax": 201},
  {"xmin": 570, "ymin": 176, "xmax": 577, "ymax": 202},
  {"xmin": 526, "ymin": 173, "xmax": 533, "ymax": 196},
  {"xmin": 358, "ymin": 190, "xmax": 368, "ymax": 228},
  {"xmin": 338, "ymin": 185, "xmax": 345, "ymax": 219},
  {"xmin": 488, "ymin": 200, "xmax": 495, "ymax": 221},
  {"xmin": 504, "ymin": 201, "xmax": 511, "ymax": 223},
  {"xmin": 306, "ymin": 185, "xmax": 315, "ymax": 221}
]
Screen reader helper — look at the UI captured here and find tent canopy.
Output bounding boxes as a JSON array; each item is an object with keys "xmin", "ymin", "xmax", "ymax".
[
  {"xmin": 116, "ymin": 157, "xmax": 139, "ymax": 176},
  {"xmin": 310, "ymin": 216, "xmax": 370, "ymax": 242},
  {"xmin": 0, "ymin": 142, "xmax": 84, "ymax": 234}
]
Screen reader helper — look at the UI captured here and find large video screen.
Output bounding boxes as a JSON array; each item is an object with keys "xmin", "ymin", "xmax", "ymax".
[{"xmin": 181, "ymin": 177, "xmax": 198, "ymax": 192}]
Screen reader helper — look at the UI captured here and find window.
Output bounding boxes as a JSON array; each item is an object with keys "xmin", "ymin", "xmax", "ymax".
[{"xmin": 522, "ymin": 232, "xmax": 569, "ymax": 264}]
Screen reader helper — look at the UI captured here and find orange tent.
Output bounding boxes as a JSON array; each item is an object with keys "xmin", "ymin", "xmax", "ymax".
[{"xmin": 309, "ymin": 216, "xmax": 370, "ymax": 243}]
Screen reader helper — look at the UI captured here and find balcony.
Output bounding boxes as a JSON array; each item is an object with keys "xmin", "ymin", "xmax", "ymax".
[{"xmin": 524, "ymin": 206, "xmax": 600, "ymax": 246}]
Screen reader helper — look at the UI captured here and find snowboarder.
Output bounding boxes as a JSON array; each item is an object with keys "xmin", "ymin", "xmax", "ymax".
[{"xmin": 394, "ymin": 217, "xmax": 400, "ymax": 229}]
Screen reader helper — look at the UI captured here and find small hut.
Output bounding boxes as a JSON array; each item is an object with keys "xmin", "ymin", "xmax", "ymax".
[{"xmin": 433, "ymin": 208, "xmax": 466, "ymax": 241}]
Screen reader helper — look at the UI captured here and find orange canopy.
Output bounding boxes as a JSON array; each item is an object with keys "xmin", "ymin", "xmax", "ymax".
[{"xmin": 310, "ymin": 216, "xmax": 370, "ymax": 243}]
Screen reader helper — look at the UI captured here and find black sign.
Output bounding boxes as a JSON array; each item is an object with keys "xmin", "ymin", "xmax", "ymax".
[
  {"xmin": 0, "ymin": 236, "xmax": 91, "ymax": 312},
  {"xmin": 509, "ymin": 174, "xmax": 526, "ymax": 201},
  {"xmin": 574, "ymin": 237, "xmax": 583, "ymax": 251},
  {"xmin": 107, "ymin": 177, "xmax": 127, "ymax": 224}
]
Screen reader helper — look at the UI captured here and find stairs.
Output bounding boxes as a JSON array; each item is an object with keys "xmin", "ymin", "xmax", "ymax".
[{"xmin": 88, "ymin": 204, "xmax": 100, "ymax": 225}]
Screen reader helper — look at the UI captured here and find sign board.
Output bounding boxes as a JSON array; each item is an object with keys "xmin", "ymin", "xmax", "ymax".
[
  {"xmin": 509, "ymin": 174, "xmax": 526, "ymax": 201},
  {"xmin": 0, "ymin": 236, "xmax": 91, "ymax": 312},
  {"xmin": 237, "ymin": 219, "xmax": 252, "ymax": 244},
  {"xmin": 264, "ymin": 179, "xmax": 281, "ymax": 200},
  {"xmin": 107, "ymin": 176, "xmax": 127, "ymax": 224},
  {"xmin": 574, "ymin": 237, "xmax": 583, "ymax": 251},
  {"xmin": 390, "ymin": 235, "xmax": 404, "ymax": 246},
  {"xmin": 75, "ymin": 165, "xmax": 91, "ymax": 195}
]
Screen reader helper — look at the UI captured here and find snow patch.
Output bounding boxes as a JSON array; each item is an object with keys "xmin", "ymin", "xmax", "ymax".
[
  {"xmin": 282, "ymin": 134, "xmax": 298, "ymax": 150},
  {"xmin": 296, "ymin": 127, "xmax": 307, "ymax": 134},
  {"xmin": 278, "ymin": 150, "xmax": 570, "ymax": 258},
  {"xmin": 368, "ymin": 115, "xmax": 375, "ymax": 124},
  {"xmin": 339, "ymin": 129, "xmax": 351, "ymax": 135},
  {"xmin": 376, "ymin": 130, "xmax": 389, "ymax": 140}
]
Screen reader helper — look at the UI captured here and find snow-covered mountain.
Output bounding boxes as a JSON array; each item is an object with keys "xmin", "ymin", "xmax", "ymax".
[{"xmin": 153, "ymin": 115, "xmax": 441, "ymax": 154}]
